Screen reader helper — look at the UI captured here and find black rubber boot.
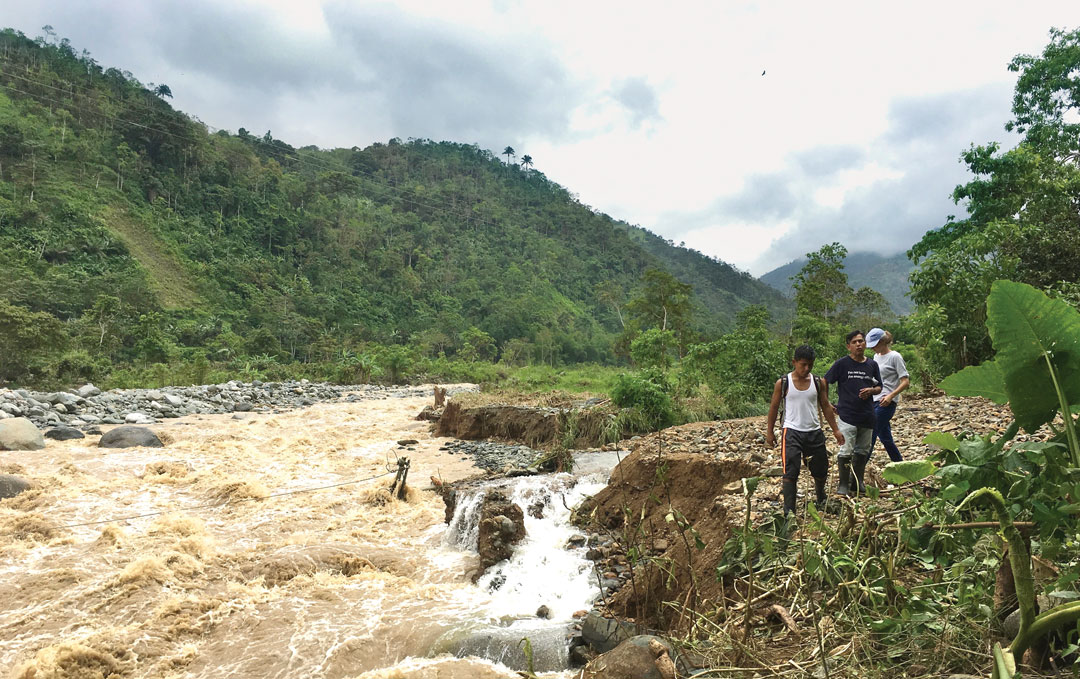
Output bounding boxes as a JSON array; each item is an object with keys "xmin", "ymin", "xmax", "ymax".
[
  {"xmin": 836, "ymin": 456, "xmax": 852, "ymax": 496},
  {"xmin": 782, "ymin": 479, "xmax": 797, "ymax": 516},
  {"xmin": 852, "ymin": 453, "xmax": 869, "ymax": 495},
  {"xmin": 814, "ymin": 476, "xmax": 828, "ymax": 506}
]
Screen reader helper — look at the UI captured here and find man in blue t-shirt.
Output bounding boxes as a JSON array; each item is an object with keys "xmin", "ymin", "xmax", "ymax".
[{"xmin": 824, "ymin": 330, "xmax": 882, "ymax": 496}]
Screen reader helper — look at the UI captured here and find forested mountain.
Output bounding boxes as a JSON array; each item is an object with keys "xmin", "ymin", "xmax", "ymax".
[
  {"xmin": 760, "ymin": 251, "xmax": 914, "ymax": 314},
  {"xmin": 0, "ymin": 29, "xmax": 789, "ymax": 385}
]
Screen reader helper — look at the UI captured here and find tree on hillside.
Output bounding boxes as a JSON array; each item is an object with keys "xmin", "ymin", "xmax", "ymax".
[
  {"xmin": 503, "ymin": 146, "xmax": 515, "ymax": 164},
  {"xmin": 154, "ymin": 84, "xmax": 173, "ymax": 99},
  {"xmin": 625, "ymin": 268, "xmax": 695, "ymax": 354},
  {"xmin": 792, "ymin": 242, "xmax": 849, "ymax": 322},
  {"xmin": 521, "ymin": 154, "xmax": 533, "ymax": 173}
]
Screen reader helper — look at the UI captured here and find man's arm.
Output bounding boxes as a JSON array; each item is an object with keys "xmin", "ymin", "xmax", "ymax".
[
  {"xmin": 859, "ymin": 362, "xmax": 884, "ymax": 400},
  {"xmin": 818, "ymin": 380, "xmax": 845, "ymax": 445},
  {"xmin": 765, "ymin": 378, "xmax": 783, "ymax": 448}
]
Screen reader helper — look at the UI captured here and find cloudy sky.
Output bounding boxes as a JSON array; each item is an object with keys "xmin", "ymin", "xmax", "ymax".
[{"xmin": 6, "ymin": 1, "xmax": 1077, "ymax": 274}]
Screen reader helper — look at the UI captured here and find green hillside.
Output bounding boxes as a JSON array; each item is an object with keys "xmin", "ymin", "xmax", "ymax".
[
  {"xmin": 0, "ymin": 28, "xmax": 789, "ymax": 386},
  {"xmin": 760, "ymin": 251, "xmax": 914, "ymax": 315}
]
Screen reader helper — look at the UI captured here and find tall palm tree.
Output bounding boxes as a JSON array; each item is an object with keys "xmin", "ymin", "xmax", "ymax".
[
  {"xmin": 503, "ymin": 146, "xmax": 515, "ymax": 164},
  {"xmin": 521, "ymin": 154, "xmax": 533, "ymax": 173}
]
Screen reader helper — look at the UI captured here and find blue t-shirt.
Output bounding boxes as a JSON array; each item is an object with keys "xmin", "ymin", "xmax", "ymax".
[{"xmin": 824, "ymin": 355, "xmax": 881, "ymax": 428}]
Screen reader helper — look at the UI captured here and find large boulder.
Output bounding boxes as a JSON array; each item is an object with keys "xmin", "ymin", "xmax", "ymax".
[
  {"xmin": 77, "ymin": 383, "xmax": 101, "ymax": 398},
  {"xmin": 99, "ymin": 426, "xmax": 163, "ymax": 449},
  {"xmin": 45, "ymin": 426, "xmax": 85, "ymax": 441},
  {"xmin": 0, "ymin": 418, "xmax": 46, "ymax": 451},
  {"xmin": 582, "ymin": 636, "xmax": 674, "ymax": 679},
  {"xmin": 581, "ymin": 612, "xmax": 643, "ymax": 654},
  {"xmin": 0, "ymin": 475, "xmax": 30, "ymax": 499},
  {"xmin": 474, "ymin": 490, "xmax": 526, "ymax": 580}
]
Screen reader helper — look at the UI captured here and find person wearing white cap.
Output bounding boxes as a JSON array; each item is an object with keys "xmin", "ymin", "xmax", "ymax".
[{"xmin": 867, "ymin": 328, "xmax": 909, "ymax": 462}]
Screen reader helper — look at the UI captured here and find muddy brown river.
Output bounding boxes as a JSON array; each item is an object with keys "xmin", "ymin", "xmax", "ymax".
[{"xmin": 0, "ymin": 389, "xmax": 605, "ymax": 678}]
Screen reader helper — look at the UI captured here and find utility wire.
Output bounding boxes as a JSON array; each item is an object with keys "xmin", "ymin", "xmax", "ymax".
[{"xmin": 9, "ymin": 468, "xmax": 398, "ymax": 534}]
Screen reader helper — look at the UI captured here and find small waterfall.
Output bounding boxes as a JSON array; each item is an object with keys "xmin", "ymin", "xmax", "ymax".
[
  {"xmin": 431, "ymin": 452, "xmax": 619, "ymax": 672},
  {"xmin": 444, "ymin": 489, "xmax": 487, "ymax": 550}
]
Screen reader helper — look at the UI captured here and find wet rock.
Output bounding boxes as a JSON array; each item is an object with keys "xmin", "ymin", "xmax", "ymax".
[
  {"xmin": 0, "ymin": 474, "xmax": 30, "ymax": 499},
  {"xmin": 475, "ymin": 490, "xmax": 526, "ymax": 580},
  {"xmin": 45, "ymin": 426, "xmax": 85, "ymax": 441},
  {"xmin": 231, "ymin": 402, "xmax": 253, "ymax": 412},
  {"xmin": 397, "ymin": 439, "xmax": 419, "ymax": 446},
  {"xmin": 582, "ymin": 636, "xmax": 673, "ymax": 679},
  {"xmin": 125, "ymin": 412, "xmax": 156, "ymax": 424},
  {"xmin": 0, "ymin": 418, "xmax": 45, "ymax": 451},
  {"xmin": 416, "ymin": 405, "xmax": 442, "ymax": 421},
  {"xmin": 567, "ymin": 534, "xmax": 587, "ymax": 548},
  {"xmin": 536, "ymin": 604, "xmax": 551, "ymax": 619},
  {"xmin": 99, "ymin": 426, "xmax": 164, "ymax": 449},
  {"xmin": 581, "ymin": 612, "xmax": 642, "ymax": 654}
]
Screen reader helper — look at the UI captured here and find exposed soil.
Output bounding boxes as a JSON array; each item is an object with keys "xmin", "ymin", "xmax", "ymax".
[
  {"xmin": 435, "ymin": 401, "xmax": 614, "ymax": 449},
  {"xmin": 578, "ymin": 448, "xmax": 758, "ymax": 630}
]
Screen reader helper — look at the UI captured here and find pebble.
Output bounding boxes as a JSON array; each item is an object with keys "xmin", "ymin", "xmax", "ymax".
[{"xmin": 441, "ymin": 440, "xmax": 542, "ymax": 473}]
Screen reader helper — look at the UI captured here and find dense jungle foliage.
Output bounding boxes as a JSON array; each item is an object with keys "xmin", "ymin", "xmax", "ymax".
[{"xmin": 0, "ymin": 27, "xmax": 791, "ymax": 390}]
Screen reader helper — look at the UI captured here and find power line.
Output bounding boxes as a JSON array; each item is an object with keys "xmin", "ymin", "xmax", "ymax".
[{"xmin": 22, "ymin": 468, "xmax": 399, "ymax": 533}]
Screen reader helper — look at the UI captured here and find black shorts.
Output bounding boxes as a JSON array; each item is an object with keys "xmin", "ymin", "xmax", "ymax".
[{"xmin": 781, "ymin": 428, "xmax": 829, "ymax": 481}]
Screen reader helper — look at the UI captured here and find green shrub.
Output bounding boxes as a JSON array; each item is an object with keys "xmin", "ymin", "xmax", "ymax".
[{"xmin": 611, "ymin": 371, "xmax": 674, "ymax": 430}]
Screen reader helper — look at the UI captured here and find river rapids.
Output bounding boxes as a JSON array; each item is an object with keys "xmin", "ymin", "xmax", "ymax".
[{"xmin": 0, "ymin": 389, "xmax": 614, "ymax": 678}]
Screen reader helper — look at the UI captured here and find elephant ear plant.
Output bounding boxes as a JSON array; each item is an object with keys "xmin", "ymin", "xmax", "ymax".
[{"xmin": 894, "ymin": 281, "xmax": 1080, "ymax": 677}]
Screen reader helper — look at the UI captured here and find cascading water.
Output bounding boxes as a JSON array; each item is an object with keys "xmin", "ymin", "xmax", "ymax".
[{"xmin": 431, "ymin": 452, "xmax": 620, "ymax": 672}]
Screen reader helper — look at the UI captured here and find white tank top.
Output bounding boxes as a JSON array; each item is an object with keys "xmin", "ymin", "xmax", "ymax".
[{"xmin": 783, "ymin": 373, "xmax": 820, "ymax": 432}]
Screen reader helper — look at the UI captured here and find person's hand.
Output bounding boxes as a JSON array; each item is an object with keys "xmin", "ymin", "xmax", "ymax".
[
  {"xmin": 858, "ymin": 387, "xmax": 875, "ymax": 399},
  {"xmin": 834, "ymin": 430, "xmax": 845, "ymax": 446},
  {"xmin": 766, "ymin": 431, "xmax": 775, "ymax": 448},
  {"xmin": 880, "ymin": 394, "xmax": 893, "ymax": 407}
]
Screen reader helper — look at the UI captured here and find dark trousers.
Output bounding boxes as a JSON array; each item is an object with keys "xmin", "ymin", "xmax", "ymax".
[
  {"xmin": 781, "ymin": 428, "xmax": 829, "ymax": 482},
  {"xmin": 871, "ymin": 402, "xmax": 903, "ymax": 462}
]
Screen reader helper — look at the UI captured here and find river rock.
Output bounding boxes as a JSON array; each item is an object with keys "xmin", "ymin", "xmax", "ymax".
[
  {"xmin": 582, "ymin": 636, "xmax": 673, "ymax": 679},
  {"xmin": 45, "ymin": 426, "xmax": 85, "ymax": 441},
  {"xmin": 77, "ymin": 383, "xmax": 101, "ymax": 398},
  {"xmin": 0, "ymin": 474, "xmax": 31, "ymax": 499},
  {"xmin": 474, "ymin": 490, "xmax": 526, "ymax": 580},
  {"xmin": 581, "ymin": 612, "xmax": 643, "ymax": 654},
  {"xmin": 125, "ymin": 412, "xmax": 156, "ymax": 424},
  {"xmin": 0, "ymin": 418, "xmax": 46, "ymax": 451},
  {"xmin": 99, "ymin": 426, "xmax": 163, "ymax": 449}
]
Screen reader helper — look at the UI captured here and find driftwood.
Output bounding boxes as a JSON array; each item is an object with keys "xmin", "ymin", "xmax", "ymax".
[{"xmin": 765, "ymin": 604, "xmax": 801, "ymax": 637}]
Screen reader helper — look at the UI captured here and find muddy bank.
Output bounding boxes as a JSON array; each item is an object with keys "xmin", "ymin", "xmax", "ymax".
[
  {"xmin": 578, "ymin": 448, "xmax": 758, "ymax": 630},
  {"xmin": 436, "ymin": 402, "xmax": 614, "ymax": 449}
]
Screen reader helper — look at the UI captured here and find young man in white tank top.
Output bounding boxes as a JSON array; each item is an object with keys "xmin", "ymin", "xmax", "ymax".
[{"xmin": 765, "ymin": 345, "xmax": 846, "ymax": 515}]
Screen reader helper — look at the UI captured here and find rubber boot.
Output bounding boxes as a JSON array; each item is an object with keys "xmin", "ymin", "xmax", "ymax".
[
  {"xmin": 781, "ymin": 479, "xmax": 797, "ymax": 516},
  {"xmin": 836, "ymin": 456, "xmax": 852, "ymax": 496},
  {"xmin": 852, "ymin": 453, "xmax": 869, "ymax": 495},
  {"xmin": 814, "ymin": 476, "xmax": 828, "ymax": 506}
]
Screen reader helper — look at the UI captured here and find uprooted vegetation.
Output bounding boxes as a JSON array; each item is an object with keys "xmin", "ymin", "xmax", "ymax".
[{"xmin": 572, "ymin": 281, "xmax": 1080, "ymax": 678}]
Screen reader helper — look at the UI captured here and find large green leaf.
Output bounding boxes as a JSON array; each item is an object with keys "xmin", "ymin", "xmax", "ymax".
[
  {"xmin": 882, "ymin": 460, "xmax": 936, "ymax": 485},
  {"xmin": 986, "ymin": 280, "xmax": 1080, "ymax": 432},
  {"xmin": 940, "ymin": 360, "xmax": 1008, "ymax": 403}
]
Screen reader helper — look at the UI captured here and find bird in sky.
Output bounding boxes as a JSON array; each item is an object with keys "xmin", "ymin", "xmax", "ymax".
[{"xmin": 762, "ymin": 70, "xmax": 766, "ymax": 76}]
